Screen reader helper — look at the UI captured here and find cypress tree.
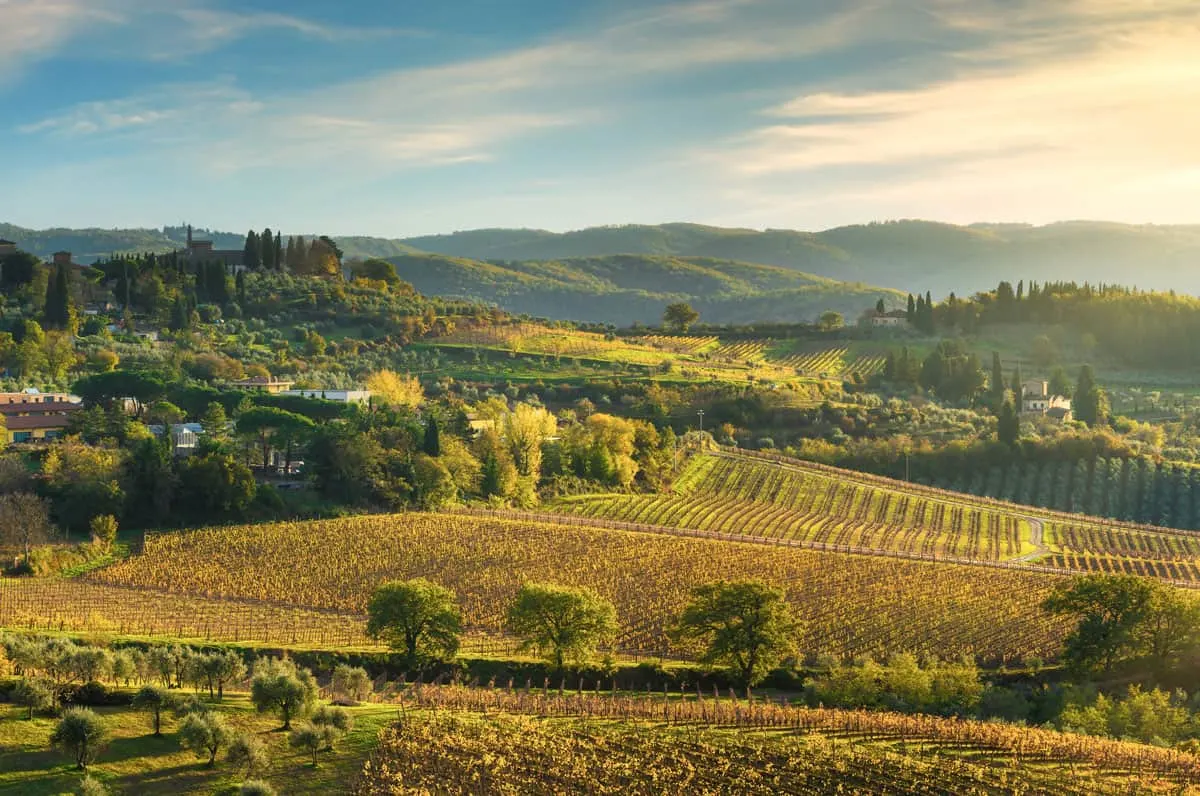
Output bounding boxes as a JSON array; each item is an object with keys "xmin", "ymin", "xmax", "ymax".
[
  {"xmin": 260, "ymin": 227, "xmax": 274, "ymax": 271},
  {"xmin": 997, "ymin": 399, "xmax": 1019, "ymax": 446},
  {"xmin": 236, "ymin": 270, "xmax": 246, "ymax": 305},
  {"xmin": 1011, "ymin": 365, "xmax": 1023, "ymax": 411},
  {"xmin": 243, "ymin": 230, "xmax": 261, "ymax": 270},
  {"xmin": 274, "ymin": 233, "xmax": 283, "ymax": 271},
  {"xmin": 423, "ymin": 416, "xmax": 441, "ymax": 457},
  {"xmin": 480, "ymin": 453, "xmax": 502, "ymax": 497},
  {"xmin": 990, "ymin": 352, "xmax": 1005, "ymax": 408},
  {"xmin": 906, "ymin": 294, "xmax": 915, "ymax": 323},
  {"xmin": 44, "ymin": 263, "xmax": 71, "ymax": 329},
  {"xmin": 1072, "ymin": 364, "xmax": 1108, "ymax": 427}
]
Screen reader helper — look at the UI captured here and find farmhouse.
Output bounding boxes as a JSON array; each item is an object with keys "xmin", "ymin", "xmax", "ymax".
[
  {"xmin": 0, "ymin": 239, "xmax": 19, "ymax": 257},
  {"xmin": 869, "ymin": 310, "xmax": 908, "ymax": 328},
  {"xmin": 1021, "ymin": 380, "xmax": 1072, "ymax": 421}
]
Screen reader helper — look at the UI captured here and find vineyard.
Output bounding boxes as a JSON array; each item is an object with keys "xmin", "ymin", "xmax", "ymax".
[
  {"xmin": 556, "ymin": 454, "xmax": 1035, "ymax": 561},
  {"xmin": 555, "ymin": 452, "xmax": 1200, "ymax": 585},
  {"xmin": 358, "ymin": 687, "xmax": 1200, "ymax": 794},
  {"xmin": 37, "ymin": 513, "xmax": 1071, "ymax": 662},
  {"xmin": 930, "ymin": 455, "xmax": 1200, "ymax": 531},
  {"xmin": 434, "ymin": 325, "xmax": 889, "ymax": 382},
  {"xmin": 629, "ymin": 333, "xmax": 719, "ymax": 354}
]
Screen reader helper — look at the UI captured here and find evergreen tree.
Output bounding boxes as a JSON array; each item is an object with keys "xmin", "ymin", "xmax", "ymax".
[
  {"xmin": 990, "ymin": 352, "xmax": 1005, "ymax": 408},
  {"xmin": 260, "ymin": 228, "xmax": 275, "ymax": 271},
  {"xmin": 997, "ymin": 399, "xmax": 1019, "ymax": 446},
  {"xmin": 1073, "ymin": 364, "xmax": 1108, "ymax": 426},
  {"xmin": 906, "ymin": 294, "xmax": 916, "ymax": 323},
  {"xmin": 236, "ymin": 270, "xmax": 246, "ymax": 305},
  {"xmin": 243, "ymin": 230, "xmax": 261, "ymax": 270},
  {"xmin": 290, "ymin": 236, "xmax": 308, "ymax": 273},
  {"xmin": 284, "ymin": 237, "xmax": 296, "ymax": 273},
  {"xmin": 1011, "ymin": 365, "xmax": 1023, "ymax": 411},
  {"xmin": 43, "ymin": 263, "xmax": 71, "ymax": 329},
  {"xmin": 274, "ymin": 233, "xmax": 283, "ymax": 271},
  {"xmin": 422, "ymin": 416, "xmax": 441, "ymax": 457},
  {"xmin": 480, "ymin": 453, "xmax": 502, "ymax": 498},
  {"xmin": 875, "ymin": 298, "xmax": 886, "ymax": 315}
]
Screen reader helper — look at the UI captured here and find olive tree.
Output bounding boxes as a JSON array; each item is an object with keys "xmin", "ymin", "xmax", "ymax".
[
  {"xmin": 132, "ymin": 685, "xmax": 171, "ymax": 736},
  {"xmin": 250, "ymin": 658, "xmax": 317, "ymax": 730},
  {"xmin": 330, "ymin": 664, "xmax": 372, "ymax": 704},
  {"xmin": 506, "ymin": 583, "xmax": 618, "ymax": 671},
  {"xmin": 179, "ymin": 712, "xmax": 233, "ymax": 766},
  {"xmin": 227, "ymin": 733, "xmax": 270, "ymax": 778},
  {"xmin": 50, "ymin": 708, "xmax": 107, "ymax": 770},
  {"xmin": 13, "ymin": 677, "xmax": 55, "ymax": 720}
]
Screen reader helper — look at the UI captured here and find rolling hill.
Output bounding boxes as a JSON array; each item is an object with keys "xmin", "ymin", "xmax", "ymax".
[
  {"xmin": 385, "ymin": 252, "xmax": 901, "ymax": 325},
  {"xmin": 403, "ymin": 220, "xmax": 1200, "ymax": 296},
  {"xmin": 6, "ymin": 219, "xmax": 1199, "ymax": 299}
]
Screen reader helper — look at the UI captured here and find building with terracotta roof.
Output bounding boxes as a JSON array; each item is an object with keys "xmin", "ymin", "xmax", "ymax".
[{"xmin": 0, "ymin": 390, "xmax": 83, "ymax": 443}]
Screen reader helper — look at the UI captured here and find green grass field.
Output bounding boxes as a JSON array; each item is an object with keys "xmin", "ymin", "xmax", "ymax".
[{"xmin": 0, "ymin": 695, "xmax": 394, "ymax": 796}]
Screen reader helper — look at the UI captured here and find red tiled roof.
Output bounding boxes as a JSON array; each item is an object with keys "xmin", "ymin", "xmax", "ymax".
[{"xmin": 0, "ymin": 402, "xmax": 82, "ymax": 415}]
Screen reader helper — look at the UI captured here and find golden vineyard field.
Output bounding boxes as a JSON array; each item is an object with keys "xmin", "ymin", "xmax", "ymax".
[
  {"xmin": 556, "ymin": 452, "xmax": 1200, "ymax": 583},
  {"xmin": 76, "ymin": 513, "xmax": 1070, "ymax": 662},
  {"xmin": 356, "ymin": 686, "xmax": 1200, "ymax": 795}
]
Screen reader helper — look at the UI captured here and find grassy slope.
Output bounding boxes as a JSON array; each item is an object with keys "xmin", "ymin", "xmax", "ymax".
[
  {"xmin": 387, "ymin": 251, "xmax": 901, "ymax": 325},
  {"xmin": 0, "ymin": 697, "xmax": 393, "ymax": 796}
]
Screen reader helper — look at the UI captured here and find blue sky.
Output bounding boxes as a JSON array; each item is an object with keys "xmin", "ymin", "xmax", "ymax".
[{"xmin": 3, "ymin": 0, "xmax": 1199, "ymax": 236}]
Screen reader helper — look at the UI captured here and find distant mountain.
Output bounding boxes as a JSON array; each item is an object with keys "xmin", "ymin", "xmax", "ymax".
[
  {"xmin": 6, "ymin": 218, "xmax": 1198, "ymax": 299},
  {"xmin": 386, "ymin": 252, "xmax": 901, "ymax": 326},
  {"xmin": 401, "ymin": 221, "xmax": 1200, "ymax": 296}
]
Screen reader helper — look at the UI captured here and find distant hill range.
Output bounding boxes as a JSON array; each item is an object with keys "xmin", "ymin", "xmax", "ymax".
[
  {"xmin": 402, "ymin": 221, "xmax": 1200, "ymax": 297},
  {"xmin": 4, "ymin": 219, "xmax": 1198, "ymax": 320}
]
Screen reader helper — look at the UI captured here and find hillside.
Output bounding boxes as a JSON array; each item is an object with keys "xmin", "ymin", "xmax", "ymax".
[
  {"xmin": 402, "ymin": 221, "xmax": 1200, "ymax": 296},
  {"xmin": 386, "ymin": 252, "xmax": 900, "ymax": 325},
  {"xmin": 7, "ymin": 219, "xmax": 1199, "ymax": 298}
]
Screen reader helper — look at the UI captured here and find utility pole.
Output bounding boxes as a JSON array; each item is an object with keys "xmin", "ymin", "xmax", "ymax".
[
  {"xmin": 697, "ymin": 409, "xmax": 704, "ymax": 433},
  {"xmin": 905, "ymin": 451, "xmax": 910, "ymax": 482}
]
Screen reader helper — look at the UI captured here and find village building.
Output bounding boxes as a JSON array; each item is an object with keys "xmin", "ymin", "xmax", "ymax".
[
  {"xmin": 1021, "ymin": 380, "xmax": 1073, "ymax": 421},
  {"xmin": 280, "ymin": 389, "xmax": 371, "ymax": 404},
  {"xmin": 0, "ymin": 389, "xmax": 83, "ymax": 443},
  {"xmin": 229, "ymin": 376, "xmax": 295, "ymax": 394},
  {"xmin": 148, "ymin": 423, "xmax": 205, "ymax": 456},
  {"xmin": 182, "ymin": 225, "xmax": 246, "ymax": 273},
  {"xmin": 0, "ymin": 239, "xmax": 17, "ymax": 257}
]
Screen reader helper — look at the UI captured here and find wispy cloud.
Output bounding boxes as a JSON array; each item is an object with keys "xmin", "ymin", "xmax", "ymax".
[
  {"xmin": 16, "ymin": 0, "xmax": 884, "ymax": 173},
  {"xmin": 0, "ymin": 0, "xmax": 126, "ymax": 83},
  {"xmin": 692, "ymin": 0, "xmax": 1200, "ymax": 224}
]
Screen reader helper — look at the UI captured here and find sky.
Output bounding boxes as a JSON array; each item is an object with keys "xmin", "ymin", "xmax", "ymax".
[{"xmin": 2, "ymin": 0, "xmax": 1199, "ymax": 237}]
